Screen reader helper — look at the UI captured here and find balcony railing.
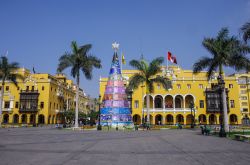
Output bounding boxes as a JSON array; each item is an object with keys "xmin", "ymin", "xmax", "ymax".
[
  {"xmin": 2, "ymin": 108, "xmax": 13, "ymax": 112},
  {"xmin": 20, "ymin": 90, "xmax": 39, "ymax": 93},
  {"xmin": 142, "ymin": 108, "xmax": 194, "ymax": 113},
  {"xmin": 19, "ymin": 108, "xmax": 38, "ymax": 112}
]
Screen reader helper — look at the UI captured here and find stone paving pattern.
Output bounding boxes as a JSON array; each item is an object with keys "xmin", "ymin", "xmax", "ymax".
[{"xmin": 0, "ymin": 127, "xmax": 250, "ymax": 165}]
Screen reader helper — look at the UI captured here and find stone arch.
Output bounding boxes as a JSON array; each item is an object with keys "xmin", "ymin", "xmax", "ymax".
[
  {"xmin": 176, "ymin": 114, "xmax": 184, "ymax": 124},
  {"xmin": 154, "ymin": 95, "xmax": 163, "ymax": 108},
  {"xmin": 166, "ymin": 114, "xmax": 174, "ymax": 124},
  {"xmin": 133, "ymin": 114, "xmax": 141, "ymax": 125},
  {"xmin": 52, "ymin": 115, "xmax": 55, "ymax": 124},
  {"xmin": 38, "ymin": 114, "xmax": 45, "ymax": 124},
  {"xmin": 186, "ymin": 114, "xmax": 193, "ymax": 125},
  {"xmin": 199, "ymin": 114, "xmax": 207, "ymax": 124},
  {"xmin": 155, "ymin": 114, "xmax": 162, "ymax": 125},
  {"xmin": 209, "ymin": 114, "xmax": 217, "ymax": 125},
  {"xmin": 175, "ymin": 95, "xmax": 184, "ymax": 108},
  {"xmin": 143, "ymin": 95, "xmax": 153, "ymax": 108},
  {"xmin": 165, "ymin": 95, "xmax": 173, "ymax": 108},
  {"xmin": 21, "ymin": 114, "xmax": 27, "ymax": 124},
  {"xmin": 30, "ymin": 114, "xmax": 36, "ymax": 124},
  {"xmin": 229, "ymin": 114, "xmax": 238, "ymax": 125},
  {"xmin": 48, "ymin": 115, "xmax": 51, "ymax": 124},
  {"xmin": 145, "ymin": 115, "xmax": 153, "ymax": 124},
  {"xmin": 219, "ymin": 115, "xmax": 223, "ymax": 125},
  {"xmin": 13, "ymin": 114, "xmax": 19, "ymax": 124},
  {"xmin": 3, "ymin": 114, "xmax": 9, "ymax": 123},
  {"xmin": 185, "ymin": 95, "xmax": 195, "ymax": 109}
]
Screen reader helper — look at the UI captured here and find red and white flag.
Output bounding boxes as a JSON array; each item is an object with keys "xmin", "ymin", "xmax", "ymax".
[{"xmin": 167, "ymin": 51, "xmax": 177, "ymax": 64}]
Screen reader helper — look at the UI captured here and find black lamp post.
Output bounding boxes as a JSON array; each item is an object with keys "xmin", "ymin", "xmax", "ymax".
[
  {"xmin": 189, "ymin": 101, "xmax": 194, "ymax": 128},
  {"xmin": 126, "ymin": 89, "xmax": 133, "ymax": 110},
  {"xmin": 218, "ymin": 75, "xmax": 226, "ymax": 137},
  {"xmin": 97, "ymin": 95, "xmax": 102, "ymax": 131}
]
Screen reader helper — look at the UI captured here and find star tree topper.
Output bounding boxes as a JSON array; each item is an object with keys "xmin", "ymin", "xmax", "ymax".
[{"xmin": 112, "ymin": 42, "xmax": 119, "ymax": 52}]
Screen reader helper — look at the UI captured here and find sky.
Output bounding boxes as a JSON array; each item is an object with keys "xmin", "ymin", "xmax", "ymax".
[{"xmin": 0, "ymin": 0, "xmax": 250, "ymax": 98}]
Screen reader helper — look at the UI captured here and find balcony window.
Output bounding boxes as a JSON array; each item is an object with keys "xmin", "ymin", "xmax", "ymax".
[
  {"xmin": 15, "ymin": 102, "xmax": 19, "ymax": 108},
  {"xmin": 4, "ymin": 101, "xmax": 10, "ymax": 108},
  {"xmin": 242, "ymin": 102, "xmax": 248, "ymax": 106},
  {"xmin": 229, "ymin": 84, "xmax": 233, "ymax": 88},
  {"xmin": 40, "ymin": 102, "xmax": 44, "ymax": 109},
  {"xmin": 134, "ymin": 100, "xmax": 139, "ymax": 108},
  {"xmin": 177, "ymin": 84, "xmax": 181, "ymax": 89},
  {"xmin": 241, "ymin": 96, "xmax": 248, "ymax": 100},
  {"xmin": 199, "ymin": 100, "xmax": 204, "ymax": 108},
  {"xmin": 187, "ymin": 84, "xmax": 191, "ymax": 89},
  {"xmin": 241, "ymin": 90, "xmax": 247, "ymax": 94},
  {"xmin": 199, "ymin": 84, "xmax": 203, "ymax": 89},
  {"xmin": 230, "ymin": 100, "xmax": 235, "ymax": 108},
  {"xmin": 240, "ymin": 85, "xmax": 246, "ymax": 88},
  {"xmin": 243, "ymin": 108, "xmax": 248, "ymax": 112}
]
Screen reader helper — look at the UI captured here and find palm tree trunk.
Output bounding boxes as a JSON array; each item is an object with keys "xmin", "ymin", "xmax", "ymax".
[
  {"xmin": 222, "ymin": 88, "xmax": 229, "ymax": 132},
  {"xmin": 219, "ymin": 65, "xmax": 229, "ymax": 132},
  {"xmin": 75, "ymin": 74, "xmax": 79, "ymax": 128},
  {"xmin": 0, "ymin": 81, "xmax": 4, "ymax": 127},
  {"xmin": 146, "ymin": 93, "xmax": 150, "ymax": 125}
]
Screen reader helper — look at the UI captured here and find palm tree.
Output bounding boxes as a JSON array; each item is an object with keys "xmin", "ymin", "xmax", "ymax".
[
  {"xmin": 241, "ymin": 22, "xmax": 250, "ymax": 43},
  {"xmin": 0, "ymin": 56, "xmax": 20, "ymax": 127},
  {"xmin": 128, "ymin": 57, "xmax": 172, "ymax": 126},
  {"xmin": 57, "ymin": 41, "xmax": 101, "ymax": 128},
  {"xmin": 193, "ymin": 28, "xmax": 250, "ymax": 133}
]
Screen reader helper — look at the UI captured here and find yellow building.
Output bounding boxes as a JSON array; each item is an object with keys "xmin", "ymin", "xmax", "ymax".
[
  {"xmin": 1, "ymin": 68, "xmax": 92, "ymax": 125},
  {"xmin": 99, "ymin": 66, "xmax": 250, "ymax": 126}
]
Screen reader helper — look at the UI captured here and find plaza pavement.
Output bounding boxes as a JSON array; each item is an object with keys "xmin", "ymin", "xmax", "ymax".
[{"xmin": 0, "ymin": 127, "xmax": 249, "ymax": 165}]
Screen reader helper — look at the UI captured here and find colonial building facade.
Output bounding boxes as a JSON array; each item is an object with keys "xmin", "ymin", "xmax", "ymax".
[
  {"xmin": 1, "ymin": 68, "xmax": 93, "ymax": 125},
  {"xmin": 100, "ymin": 66, "xmax": 250, "ymax": 126}
]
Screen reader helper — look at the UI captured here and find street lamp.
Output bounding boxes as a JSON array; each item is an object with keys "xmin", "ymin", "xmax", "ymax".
[
  {"xmin": 97, "ymin": 95, "xmax": 102, "ymax": 131},
  {"xmin": 189, "ymin": 101, "xmax": 194, "ymax": 128},
  {"xmin": 218, "ymin": 75, "xmax": 226, "ymax": 137},
  {"xmin": 126, "ymin": 89, "xmax": 133, "ymax": 110}
]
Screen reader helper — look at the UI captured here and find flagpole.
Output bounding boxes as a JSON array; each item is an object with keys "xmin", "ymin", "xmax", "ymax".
[
  {"xmin": 167, "ymin": 55, "xmax": 169, "ymax": 71},
  {"xmin": 120, "ymin": 51, "xmax": 122, "ymax": 73}
]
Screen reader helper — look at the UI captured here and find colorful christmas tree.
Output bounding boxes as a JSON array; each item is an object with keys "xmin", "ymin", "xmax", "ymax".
[{"xmin": 100, "ymin": 42, "xmax": 134, "ymax": 128}]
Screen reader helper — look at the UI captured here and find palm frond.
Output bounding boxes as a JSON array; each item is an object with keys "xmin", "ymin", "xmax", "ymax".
[
  {"xmin": 148, "ymin": 57, "xmax": 164, "ymax": 77},
  {"xmin": 127, "ymin": 74, "xmax": 145, "ymax": 91},
  {"xmin": 129, "ymin": 59, "xmax": 147, "ymax": 73},
  {"xmin": 217, "ymin": 27, "xmax": 229, "ymax": 41},
  {"xmin": 57, "ymin": 53, "xmax": 74, "ymax": 73},
  {"xmin": 193, "ymin": 57, "xmax": 213, "ymax": 73},
  {"xmin": 202, "ymin": 38, "xmax": 218, "ymax": 57},
  {"xmin": 241, "ymin": 22, "xmax": 250, "ymax": 43},
  {"xmin": 79, "ymin": 44, "xmax": 92, "ymax": 55},
  {"xmin": 151, "ymin": 76, "xmax": 172, "ymax": 90},
  {"xmin": 86, "ymin": 55, "xmax": 102, "ymax": 69}
]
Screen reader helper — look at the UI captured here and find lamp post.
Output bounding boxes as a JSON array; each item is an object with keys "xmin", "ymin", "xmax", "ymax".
[
  {"xmin": 189, "ymin": 101, "xmax": 194, "ymax": 128},
  {"xmin": 127, "ymin": 89, "xmax": 133, "ymax": 109},
  {"xmin": 97, "ymin": 95, "xmax": 102, "ymax": 131},
  {"xmin": 218, "ymin": 75, "xmax": 226, "ymax": 137}
]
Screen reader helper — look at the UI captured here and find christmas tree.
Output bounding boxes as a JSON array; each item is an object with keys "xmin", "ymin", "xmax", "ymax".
[{"xmin": 100, "ymin": 42, "xmax": 134, "ymax": 128}]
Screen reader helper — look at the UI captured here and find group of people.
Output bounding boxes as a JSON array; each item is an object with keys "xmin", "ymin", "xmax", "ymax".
[{"xmin": 200, "ymin": 125, "xmax": 211, "ymax": 135}]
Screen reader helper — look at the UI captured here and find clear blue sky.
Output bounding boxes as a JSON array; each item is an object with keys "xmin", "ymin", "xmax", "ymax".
[{"xmin": 0, "ymin": 0, "xmax": 250, "ymax": 98}]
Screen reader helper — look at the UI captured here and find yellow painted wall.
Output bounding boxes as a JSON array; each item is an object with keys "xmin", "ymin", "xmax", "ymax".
[{"xmin": 99, "ymin": 66, "xmax": 248, "ymax": 125}]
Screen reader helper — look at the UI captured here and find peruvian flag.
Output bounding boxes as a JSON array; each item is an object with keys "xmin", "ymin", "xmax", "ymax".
[{"xmin": 167, "ymin": 51, "xmax": 177, "ymax": 64}]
